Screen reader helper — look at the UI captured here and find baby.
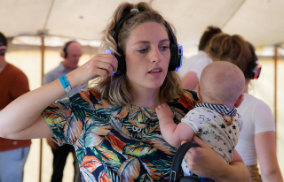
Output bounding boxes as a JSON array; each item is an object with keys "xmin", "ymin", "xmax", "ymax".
[{"xmin": 155, "ymin": 61, "xmax": 245, "ymax": 177}]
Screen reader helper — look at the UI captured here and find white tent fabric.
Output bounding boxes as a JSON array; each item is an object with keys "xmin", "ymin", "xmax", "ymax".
[{"xmin": 1, "ymin": 0, "xmax": 284, "ymax": 47}]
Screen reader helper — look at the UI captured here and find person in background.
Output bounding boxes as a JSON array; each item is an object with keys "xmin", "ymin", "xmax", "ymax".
[
  {"xmin": 206, "ymin": 33, "xmax": 283, "ymax": 182},
  {"xmin": 0, "ymin": 31, "xmax": 31, "ymax": 182},
  {"xmin": 156, "ymin": 61, "xmax": 245, "ymax": 181},
  {"xmin": 43, "ymin": 40, "xmax": 84, "ymax": 182},
  {"xmin": 234, "ymin": 43, "xmax": 283, "ymax": 182},
  {"xmin": 0, "ymin": 2, "xmax": 249, "ymax": 181},
  {"xmin": 178, "ymin": 26, "xmax": 222, "ymax": 90}
]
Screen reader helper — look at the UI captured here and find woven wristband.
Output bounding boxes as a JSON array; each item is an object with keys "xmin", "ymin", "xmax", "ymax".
[{"xmin": 59, "ymin": 75, "xmax": 72, "ymax": 93}]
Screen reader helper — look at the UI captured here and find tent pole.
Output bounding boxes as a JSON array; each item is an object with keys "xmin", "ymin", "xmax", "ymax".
[
  {"xmin": 38, "ymin": 35, "xmax": 45, "ymax": 182},
  {"xmin": 273, "ymin": 45, "xmax": 278, "ymax": 143}
]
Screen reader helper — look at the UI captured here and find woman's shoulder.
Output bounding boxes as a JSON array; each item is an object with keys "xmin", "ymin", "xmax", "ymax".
[
  {"xmin": 72, "ymin": 89, "xmax": 102, "ymax": 104},
  {"xmin": 169, "ymin": 89, "xmax": 198, "ymax": 113},
  {"xmin": 179, "ymin": 89, "xmax": 198, "ymax": 105},
  {"xmin": 242, "ymin": 93, "xmax": 271, "ymax": 111},
  {"xmin": 66, "ymin": 89, "xmax": 112, "ymax": 111}
]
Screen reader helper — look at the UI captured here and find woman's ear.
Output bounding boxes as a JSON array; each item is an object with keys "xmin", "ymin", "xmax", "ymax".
[{"xmin": 234, "ymin": 94, "xmax": 244, "ymax": 108}]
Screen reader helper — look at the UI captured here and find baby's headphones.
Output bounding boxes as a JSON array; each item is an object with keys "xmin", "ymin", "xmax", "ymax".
[
  {"xmin": 111, "ymin": 10, "xmax": 183, "ymax": 75},
  {"xmin": 62, "ymin": 40, "xmax": 76, "ymax": 58},
  {"xmin": 247, "ymin": 43, "xmax": 261, "ymax": 79}
]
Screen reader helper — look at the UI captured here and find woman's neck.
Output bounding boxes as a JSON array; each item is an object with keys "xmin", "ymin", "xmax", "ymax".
[
  {"xmin": 130, "ymin": 87, "xmax": 160, "ymax": 108},
  {"xmin": 244, "ymin": 80, "xmax": 250, "ymax": 93}
]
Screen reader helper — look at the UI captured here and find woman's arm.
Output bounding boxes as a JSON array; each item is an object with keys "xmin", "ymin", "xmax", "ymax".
[
  {"xmin": 185, "ymin": 136, "xmax": 249, "ymax": 182},
  {"xmin": 0, "ymin": 79, "xmax": 65, "ymax": 139},
  {"xmin": 255, "ymin": 131, "xmax": 283, "ymax": 182},
  {"xmin": 0, "ymin": 54, "xmax": 117, "ymax": 139}
]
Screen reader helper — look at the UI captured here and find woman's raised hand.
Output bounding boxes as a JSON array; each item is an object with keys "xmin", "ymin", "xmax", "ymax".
[{"xmin": 66, "ymin": 53, "xmax": 118, "ymax": 88}]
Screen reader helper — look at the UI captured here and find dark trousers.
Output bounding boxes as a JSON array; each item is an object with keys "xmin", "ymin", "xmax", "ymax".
[{"xmin": 51, "ymin": 144, "xmax": 81, "ymax": 182}]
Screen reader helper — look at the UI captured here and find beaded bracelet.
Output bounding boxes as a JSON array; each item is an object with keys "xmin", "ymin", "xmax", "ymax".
[{"xmin": 59, "ymin": 75, "xmax": 72, "ymax": 93}]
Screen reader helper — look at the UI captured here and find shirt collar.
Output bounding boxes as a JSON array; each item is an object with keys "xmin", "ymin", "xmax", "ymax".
[{"xmin": 195, "ymin": 102, "xmax": 237, "ymax": 116}]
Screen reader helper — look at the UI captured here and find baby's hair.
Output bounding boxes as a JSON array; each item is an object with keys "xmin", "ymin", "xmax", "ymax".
[{"xmin": 200, "ymin": 61, "xmax": 245, "ymax": 106}]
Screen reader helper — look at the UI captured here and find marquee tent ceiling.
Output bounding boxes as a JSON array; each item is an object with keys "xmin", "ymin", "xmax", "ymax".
[{"xmin": 1, "ymin": 0, "xmax": 284, "ymax": 47}]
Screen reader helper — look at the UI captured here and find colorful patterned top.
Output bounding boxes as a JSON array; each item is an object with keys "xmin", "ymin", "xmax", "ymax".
[{"xmin": 42, "ymin": 89, "xmax": 197, "ymax": 181}]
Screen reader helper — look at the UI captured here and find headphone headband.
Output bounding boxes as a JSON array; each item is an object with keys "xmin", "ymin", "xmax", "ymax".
[
  {"xmin": 113, "ymin": 13, "xmax": 138, "ymax": 45},
  {"xmin": 0, "ymin": 41, "xmax": 6, "ymax": 56},
  {"xmin": 63, "ymin": 40, "xmax": 76, "ymax": 58},
  {"xmin": 248, "ymin": 43, "xmax": 261, "ymax": 79}
]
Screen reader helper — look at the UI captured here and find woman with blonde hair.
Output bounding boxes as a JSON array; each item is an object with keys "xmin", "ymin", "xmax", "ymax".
[{"xmin": 0, "ymin": 2, "xmax": 249, "ymax": 181}]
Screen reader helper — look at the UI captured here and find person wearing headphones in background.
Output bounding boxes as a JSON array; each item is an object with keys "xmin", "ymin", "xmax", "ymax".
[
  {"xmin": 234, "ymin": 43, "xmax": 283, "ymax": 182},
  {"xmin": 43, "ymin": 40, "xmax": 84, "ymax": 182},
  {"xmin": 178, "ymin": 26, "xmax": 222, "ymax": 90},
  {"xmin": 0, "ymin": 2, "xmax": 249, "ymax": 181},
  {"xmin": 0, "ymin": 31, "xmax": 31, "ymax": 182},
  {"xmin": 206, "ymin": 32, "xmax": 283, "ymax": 182}
]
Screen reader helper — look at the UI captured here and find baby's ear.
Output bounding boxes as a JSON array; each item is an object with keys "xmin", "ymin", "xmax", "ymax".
[{"xmin": 234, "ymin": 94, "xmax": 244, "ymax": 108}]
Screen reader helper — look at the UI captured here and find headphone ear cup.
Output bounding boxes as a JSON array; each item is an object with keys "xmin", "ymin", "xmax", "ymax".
[
  {"xmin": 164, "ymin": 21, "xmax": 182, "ymax": 72},
  {"xmin": 168, "ymin": 44, "xmax": 182, "ymax": 71},
  {"xmin": 168, "ymin": 44, "xmax": 177, "ymax": 71},
  {"xmin": 60, "ymin": 50, "xmax": 65, "ymax": 58},
  {"xmin": 114, "ymin": 53, "xmax": 126, "ymax": 75},
  {"xmin": 0, "ymin": 47, "xmax": 6, "ymax": 55},
  {"xmin": 63, "ymin": 48, "xmax": 68, "ymax": 58},
  {"xmin": 247, "ymin": 43, "xmax": 260, "ymax": 79},
  {"xmin": 177, "ymin": 45, "xmax": 183, "ymax": 69},
  {"xmin": 62, "ymin": 40, "xmax": 76, "ymax": 59}
]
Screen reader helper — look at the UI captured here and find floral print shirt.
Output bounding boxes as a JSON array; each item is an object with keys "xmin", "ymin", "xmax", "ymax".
[{"xmin": 42, "ymin": 89, "xmax": 197, "ymax": 181}]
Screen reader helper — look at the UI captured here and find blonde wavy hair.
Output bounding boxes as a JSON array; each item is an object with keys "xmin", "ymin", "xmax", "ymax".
[{"xmin": 90, "ymin": 2, "xmax": 182, "ymax": 105}]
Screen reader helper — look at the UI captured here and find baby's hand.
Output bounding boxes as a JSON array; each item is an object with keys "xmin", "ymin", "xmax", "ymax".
[{"xmin": 155, "ymin": 103, "xmax": 174, "ymax": 121}]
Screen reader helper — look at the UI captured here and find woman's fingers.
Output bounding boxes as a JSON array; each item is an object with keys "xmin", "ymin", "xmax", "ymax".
[
  {"xmin": 67, "ymin": 53, "xmax": 118, "ymax": 88},
  {"xmin": 98, "ymin": 54, "xmax": 118, "ymax": 72},
  {"xmin": 184, "ymin": 136, "xmax": 228, "ymax": 178},
  {"xmin": 90, "ymin": 54, "xmax": 118, "ymax": 76},
  {"xmin": 96, "ymin": 61, "xmax": 115, "ymax": 75}
]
